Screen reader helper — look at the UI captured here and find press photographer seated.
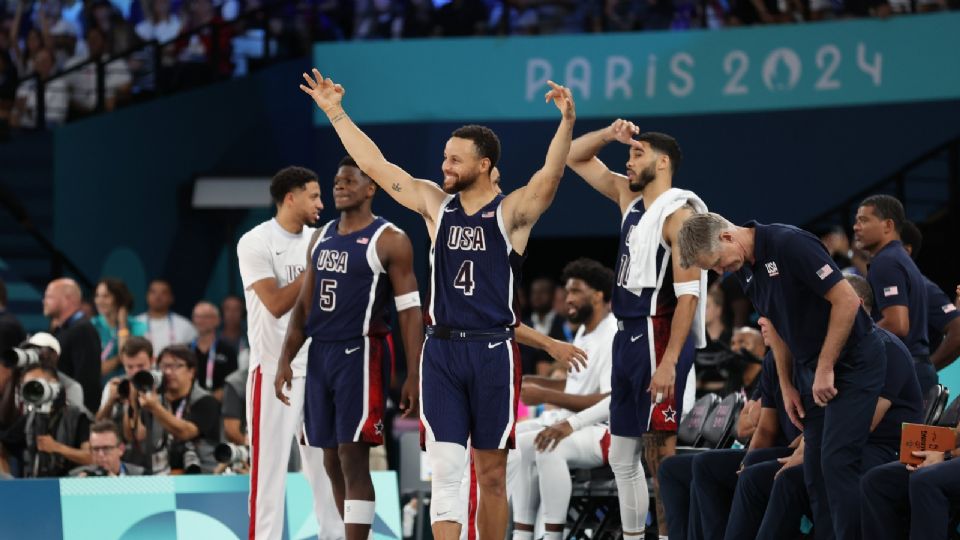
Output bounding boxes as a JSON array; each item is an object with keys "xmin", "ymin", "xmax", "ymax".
[
  {"xmin": 123, "ymin": 345, "xmax": 221, "ymax": 474},
  {"xmin": 1, "ymin": 361, "xmax": 91, "ymax": 477},
  {"xmin": 70, "ymin": 420, "xmax": 144, "ymax": 477},
  {"xmin": 97, "ymin": 337, "xmax": 156, "ymax": 424}
]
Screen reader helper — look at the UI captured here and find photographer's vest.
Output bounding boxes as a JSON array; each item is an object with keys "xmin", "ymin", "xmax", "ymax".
[
  {"xmin": 24, "ymin": 406, "xmax": 87, "ymax": 477},
  {"xmin": 142, "ymin": 384, "xmax": 217, "ymax": 474}
]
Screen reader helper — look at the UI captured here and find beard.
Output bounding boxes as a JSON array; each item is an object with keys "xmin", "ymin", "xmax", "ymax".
[
  {"xmin": 628, "ymin": 162, "xmax": 657, "ymax": 192},
  {"xmin": 442, "ymin": 170, "xmax": 480, "ymax": 194},
  {"xmin": 567, "ymin": 302, "xmax": 594, "ymax": 325}
]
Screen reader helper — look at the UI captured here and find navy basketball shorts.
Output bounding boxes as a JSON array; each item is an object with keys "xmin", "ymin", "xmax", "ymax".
[
  {"xmin": 419, "ymin": 336, "xmax": 522, "ymax": 450},
  {"xmin": 610, "ymin": 316, "xmax": 696, "ymax": 438},
  {"xmin": 303, "ymin": 336, "xmax": 389, "ymax": 448}
]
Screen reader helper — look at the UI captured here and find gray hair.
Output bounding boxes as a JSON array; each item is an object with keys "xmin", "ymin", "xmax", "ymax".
[
  {"xmin": 844, "ymin": 273, "xmax": 873, "ymax": 312},
  {"xmin": 678, "ymin": 212, "xmax": 736, "ymax": 269}
]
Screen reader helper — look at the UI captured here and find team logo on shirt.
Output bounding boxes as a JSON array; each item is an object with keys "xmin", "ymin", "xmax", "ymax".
[
  {"xmin": 357, "ymin": 237, "xmax": 369, "ymax": 245},
  {"xmin": 765, "ymin": 262, "xmax": 779, "ymax": 277},
  {"xmin": 816, "ymin": 264, "xmax": 833, "ymax": 280},
  {"xmin": 284, "ymin": 265, "xmax": 305, "ymax": 284},
  {"xmin": 446, "ymin": 226, "xmax": 487, "ymax": 251},
  {"xmin": 316, "ymin": 250, "xmax": 349, "ymax": 273},
  {"xmin": 943, "ymin": 304, "xmax": 957, "ymax": 314},
  {"xmin": 883, "ymin": 286, "xmax": 899, "ymax": 297}
]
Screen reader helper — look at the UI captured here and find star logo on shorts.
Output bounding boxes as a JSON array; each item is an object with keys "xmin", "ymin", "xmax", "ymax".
[
  {"xmin": 662, "ymin": 406, "xmax": 677, "ymax": 423},
  {"xmin": 374, "ymin": 420, "xmax": 384, "ymax": 435}
]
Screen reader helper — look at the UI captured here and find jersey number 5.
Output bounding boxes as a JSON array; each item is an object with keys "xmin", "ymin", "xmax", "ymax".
[
  {"xmin": 454, "ymin": 260, "xmax": 475, "ymax": 296},
  {"xmin": 319, "ymin": 279, "xmax": 337, "ymax": 311}
]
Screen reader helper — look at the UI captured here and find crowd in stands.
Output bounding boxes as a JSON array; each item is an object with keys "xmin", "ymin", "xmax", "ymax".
[{"xmin": 1, "ymin": 0, "xmax": 957, "ymax": 130}]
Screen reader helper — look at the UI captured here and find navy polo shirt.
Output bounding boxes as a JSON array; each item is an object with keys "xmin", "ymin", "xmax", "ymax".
[
  {"xmin": 758, "ymin": 351, "xmax": 802, "ymax": 446},
  {"xmin": 867, "ymin": 240, "xmax": 929, "ymax": 356},
  {"xmin": 735, "ymin": 222, "xmax": 874, "ymax": 370},
  {"xmin": 870, "ymin": 328, "xmax": 923, "ymax": 446},
  {"xmin": 925, "ymin": 277, "xmax": 959, "ymax": 352}
]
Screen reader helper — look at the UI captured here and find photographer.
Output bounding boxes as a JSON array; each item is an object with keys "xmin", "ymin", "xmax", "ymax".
[
  {"xmin": 96, "ymin": 337, "xmax": 154, "ymax": 423},
  {"xmin": 70, "ymin": 421, "xmax": 144, "ymax": 477},
  {"xmin": 123, "ymin": 345, "xmax": 220, "ymax": 474},
  {"xmin": 2, "ymin": 362, "xmax": 91, "ymax": 477},
  {"xmin": 22, "ymin": 333, "xmax": 87, "ymax": 413}
]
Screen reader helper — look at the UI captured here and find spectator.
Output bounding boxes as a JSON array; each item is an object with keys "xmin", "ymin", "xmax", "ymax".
[
  {"xmin": 818, "ymin": 225, "xmax": 854, "ymax": 269},
  {"xmin": 221, "ymin": 366, "xmax": 246, "ymax": 445},
  {"xmin": 401, "ymin": 0, "xmax": 435, "ymax": 38},
  {"xmin": 24, "ymin": 332, "xmax": 88, "ymax": 413},
  {"xmin": 134, "ymin": 0, "xmax": 181, "ymax": 47},
  {"xmin": 0, "ymin": 277, "xmax": 26, "ymax": 353},
  {"xmin": 134, "ymin": 279, "xmax": 197, "ymax": 355},
  {"xmin": 705, "ymin": 285, "xmax": 730, "ymax": 345},
  {"xmin": 729, "ymin": 326, "xmax": 765, "ymax": 395},
  {"xmin": 219, "ymin": 294, "xmax": 248, "ymax": 370},
  {"xmin": 10, "ymin": 47, "xmax": 68, "ymax": 127},
  {"xmin": 174, "ymin": 0, "xmax": 233, "ymax": 79},
  {"xmin": 521, "ymin": 277, "xmax": 569, "ymax": 375},
  {"xmin": 123, "ymin": 345, "xmax": 220, "ymax": 473},
  {"xmin": 46, "ymin": 278, "xmax": 102, "ymax": 415},
  {"xmin": 64, "ymin": 26, "xmax": 133, "ymax": 115},
  {"xmin": 433, "ymin": 0, "xmax": 488, "ymax": 36},
  {"xmin": 8, "ymin": 15, "xmax": 46, "ymax": 77},
  {"xmin": 91, "ymin": 277, "xmax": 146, "ymax": 381},
  {"xmin": 4, "ymin": 362, "xmax": 91, "ymax": 477},
  {"xmin": 355, "ymin": 0, "xmax": 403, "ymax": 39},
  {"xmin": 96, "ymin": 336, "xmax": 153, "ymax": 423},
  {"xmin": 69, "ymin": 420, "xmax": 145, "ymax": 476},
  {"xmin": 189, "ymin": 301, "xmax": 237, "ymax": 400}
]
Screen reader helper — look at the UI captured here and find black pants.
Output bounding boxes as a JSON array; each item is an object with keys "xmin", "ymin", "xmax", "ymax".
[{"xmin": 861, "ymin": 457, "xmax": 960, "ymax": 539}]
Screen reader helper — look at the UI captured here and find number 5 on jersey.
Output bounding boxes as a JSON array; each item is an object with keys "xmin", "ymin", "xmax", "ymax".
[
  {"xmin": 319, "ymin": 279, "xmax": 337, "ymax": 311},
  {"xmin": 454, "ymin": 261, "xmax": 475, "ymax": 296}
]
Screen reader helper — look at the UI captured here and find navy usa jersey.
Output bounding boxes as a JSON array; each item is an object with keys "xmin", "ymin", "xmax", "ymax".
[
  {"xmin": 305, "ymin": 217, "xmax": 392, "ymax": 341},
  {"xmin": 612, "ymin": 196, "xmax": 678, "ymax": 320},
  {"xmin": 427, "ymin": 194, "xmax": 523, "ymax": 329}
]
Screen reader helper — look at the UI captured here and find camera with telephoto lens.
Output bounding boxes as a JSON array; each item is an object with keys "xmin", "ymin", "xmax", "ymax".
[
  {"xmin": 21, "ymin": 378, "xmax": 62, "ymax": 414},
  {"xmin": 117, "ymin": 370, "xmax": 162, "ymax": 399},
  {"xmin": 1, "ymin": 347, "xmax": 41, "ymax": 369},
  {"xmin": 214, "ymin": 442, "xmax": 249, "ymax": 465},
  {"xmin": 182, "ymin": 441, "xmax": 202, "ymax": 474}
]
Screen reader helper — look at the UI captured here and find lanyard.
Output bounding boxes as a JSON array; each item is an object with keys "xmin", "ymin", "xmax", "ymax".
[
  {"xmin": 172, "ymin": 397, "xmax": 187, "ymax": 419},
  {"xmin": 191, "ymin": 339, "xmax": 218, "ymax": 389},
  {"xmin": 148, "ymin": 314, "xmax": 176, "ymax": 346}
]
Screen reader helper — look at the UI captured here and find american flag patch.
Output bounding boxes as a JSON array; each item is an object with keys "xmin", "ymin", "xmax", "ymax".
[
  {"xmin": 482, "ymin": 211, "xmax": 495, "ymax": 218},
  {"xmin": 883, "ymin": 286, "xmax": 899, "ymax": 297},
  {"xmin": 357, "ymin": 237, "xmax": 369, "ymax": 244},
  {"xmin": 944, "ymin": 304, "xmax": 957, "ymax": 314},
  {"xmin": 816, "ymin": 264, "xmax": 833, "ymax": 280}
]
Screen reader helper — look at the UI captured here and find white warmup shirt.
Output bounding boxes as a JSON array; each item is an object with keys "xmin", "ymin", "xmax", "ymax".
[{"xmin": 237, "ymin": 218, "xmax": 313, "ymax": 378}]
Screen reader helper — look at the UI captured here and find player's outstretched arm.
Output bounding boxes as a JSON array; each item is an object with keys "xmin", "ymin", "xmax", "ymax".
[
  {"xmin": 515, "ymin": 323, "xmax": 587, "ymax": 371},
  {"xmin": 381, "ymin": 227, "xmax": 424, "ymax": 418},
  {"xmin": 274, "ymin": 230, "xmax": 321, "ymax": 405},
  {"xmin": 503, "ymin": 81, "xmax": 574, "ymax": 234},
  {"xmin": 566, "ymin": 119, "xmax": 639, "ymax": 208},
  {"xmin": 299, "ymin": 69, "xmax": 446, "ymax": 221}
]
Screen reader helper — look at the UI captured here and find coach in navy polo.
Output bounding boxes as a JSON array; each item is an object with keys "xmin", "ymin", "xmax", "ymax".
[
  {"xmin": 678, "ymin": 213, "xmax": 884, "ymax": 540},
  {"xmin": 854, "ymin": 195, "xmax": 933, "ymax": 393}
]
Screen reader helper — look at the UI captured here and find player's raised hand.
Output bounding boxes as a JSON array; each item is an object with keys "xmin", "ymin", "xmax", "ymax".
[
  {"xmin": 607, "ymin": 119, "xmax": 641, "ymax": 148},
  {"xmin": 299, "ymin": 68, "xmax": 345, "ymax": 114},
  {"xmin": 544, "ymin": 80, "xmax": 575, "ymax": 120}
]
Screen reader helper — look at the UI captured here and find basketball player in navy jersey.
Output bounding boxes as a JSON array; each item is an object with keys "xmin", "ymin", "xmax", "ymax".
[
  {"xmin": 566, "ymin": 119, "xmax": 705, "ymax": 539},
  {"xmin": 275, "ymin": 156, "xmax": 423, "ymax": 539},
  {"xmin": 299, "ymin": 68, "xmax": 575, "ymax": 540}
]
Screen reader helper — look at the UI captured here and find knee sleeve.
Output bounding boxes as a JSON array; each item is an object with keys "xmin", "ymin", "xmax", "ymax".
[
  {"xmin": 427, "ymin": 441, "xmax": 468, "ymax": 523},
  {"xmin": 608, "ymin": 435, "xmax": 649, "ymax": 534}
]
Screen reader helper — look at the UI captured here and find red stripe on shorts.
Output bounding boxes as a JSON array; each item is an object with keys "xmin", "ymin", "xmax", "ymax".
[
  {"xmin": 248, "ymin": 366, "xmax": 262, "ymax": 540},
  {"xmin": 360, "ymin": 339, "xmax": 386, "ymax": 445},
  {"xmin": 600, "ymin": 430, "xmax": 612, "ymax": 465}
]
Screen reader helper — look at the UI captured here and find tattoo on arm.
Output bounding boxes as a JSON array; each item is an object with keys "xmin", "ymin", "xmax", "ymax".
[
  {"xmin": 329, "ymin": 112, "xmax": 347, "ymax": 124},
  {"xmin": 392, "ymin": 182, "xmax": 402, "ymax": 192}
]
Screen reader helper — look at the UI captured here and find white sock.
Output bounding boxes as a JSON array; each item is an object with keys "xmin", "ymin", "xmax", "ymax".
[
  {"xmin": 543, "ymin": 531, "xmax": 563, "ymax": 540},
  {"xmin": 512, "ymin": 530, "xmax": 533, "ymax": 540}
]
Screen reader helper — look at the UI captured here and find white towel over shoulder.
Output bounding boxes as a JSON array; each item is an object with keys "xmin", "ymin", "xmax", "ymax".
[{"xmin": 625, "ymin": 187, "xmax": 709, "ymax": 348}]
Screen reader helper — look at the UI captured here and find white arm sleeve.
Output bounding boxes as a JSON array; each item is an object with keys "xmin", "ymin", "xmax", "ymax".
[{"xmin": 567, "ymin": 395, "xmax": 611, "ymax": 431}]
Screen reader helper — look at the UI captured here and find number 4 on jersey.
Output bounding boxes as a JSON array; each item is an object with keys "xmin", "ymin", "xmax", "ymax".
[{"xmin": 454, "ymin": 260, "xmax": 475, "ymax": 296}]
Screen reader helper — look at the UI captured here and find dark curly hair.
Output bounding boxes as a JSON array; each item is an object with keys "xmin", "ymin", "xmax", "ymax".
[
  {"xmin": 560, "ymin": 258, "xmax": 614, "ymax": 302},
  {"xmin": 270, "ymin": 166, "xmax": 319, "ymax": 206}
]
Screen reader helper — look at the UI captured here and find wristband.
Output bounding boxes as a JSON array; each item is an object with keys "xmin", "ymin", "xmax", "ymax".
[{"xmin": 118, "ymin": 328, "xmax": 130, "ymax": 338}]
